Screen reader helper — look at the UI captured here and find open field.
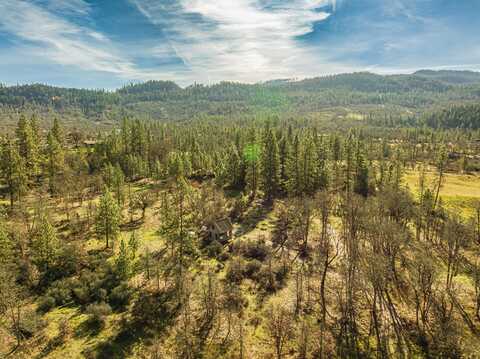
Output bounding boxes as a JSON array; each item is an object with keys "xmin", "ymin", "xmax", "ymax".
[{"xmin": 403, "ymin": 169, "xmax": 480, "ymax": 217}]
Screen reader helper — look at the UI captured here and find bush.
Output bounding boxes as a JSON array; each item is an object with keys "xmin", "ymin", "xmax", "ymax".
[
  {"xmin": 256, "ymin": 266, "xmax": 278, "ymax": 293},
  {"xmin": 85, "ymin": 302, "xmax": 112, "ymax": 328},
  {"xmin": 46, "ymin": 279, "xmax": 73, "ymax": 306},
  {"xmin": 57, "ymin": 318, "xmax": 71, "ymax": 342},
  {"xmin": 225, "ymin": 257, "xmax": 247, "ymax": 283},
  {"xmin": 72, "ymin": 286, "xmax": 90, "ymax": 305},
  {"xmin": 18, "ymin": 310, "xmax": 46, "ymax": 338},
  {"xmin": 38, "ymin": 295, "xmax": 56, "ymax": 313},
  {"xmin": 108, "ymin": 283, "xmax": 131, "ymax": 310},
  {"xmin": 205, "ymin": 240, "xmax": 223, "ymax": 258},
  {"xmin": 131, "ymin": 290, "xmax": 178, "ymax": 333},
  {"xmin": 244, "ymin": 259, "xmax": 262, "ymax": 279},
  {"xmin": 234, "ymin": 238, "xmax": 269, "ymax": 261}
]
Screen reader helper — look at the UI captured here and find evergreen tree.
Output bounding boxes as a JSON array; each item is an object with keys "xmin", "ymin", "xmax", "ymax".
[
  {"xmin": 302, "ymin": 137, "xmax": 317, "ymax": 195},
  {"xmin": 103, "ymin": 163, "xmax": 125, "ymax": 205},
  {"xmin": 354, "ymin": 152, "xmax": 369, "ymax": 197},
  {"xmin": 0, "ymin": 222, "xmax": 12, "ymax": 267},
  {"xmin": 227, "ymin": 146, "xmax": 246, "ymax": 190},
  {"xmin": 16, "ymin": 115, "xmax": 40, "ymax": 182},
  {"xmin": 243, "ymin": 130, "xmax": 261, "ymax": 197},
  {"xmin": 1, "ymin": 138, "xmax": 27, "ymax": 207},
  {"xmin": 286, "ymin": 134, "xmax": 302, "ymax": 196},
  {"xmin": 262, "ymin": 127, "xmax": 280, "ymax": 200},
  {"xmin": 128, "ymin": 231, "xmax": 139, "ymax": 260},
  {"xmin": 52, "ymin": 118, "xmax": 63, "ymax": 145},
  {"xmin": 96, "ymin": 188, "xmax": 121, "ymax": 249},
  {"xmin": 278, "ymin": 135, "xmax": 290, "ymax": 193},
  {"xmin": 46, "ymin": 131, "xmax": 65, "ymax": 194},
  {"xmin": 116, "ymin": 239, "xmax": 131, "ymax": 280},
  {"xmin": 32, "ymin": 213, "xmax": 59, "ymax": 273}
]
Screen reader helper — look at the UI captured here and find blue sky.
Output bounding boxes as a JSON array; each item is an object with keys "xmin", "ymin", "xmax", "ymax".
[{"xmin": 0, "ymin": 0, "xmax": 479, "ymax": 89}]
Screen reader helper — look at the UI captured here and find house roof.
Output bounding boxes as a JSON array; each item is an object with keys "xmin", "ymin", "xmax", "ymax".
[{"xmin": 212, "ymin": 218, "xmax": 233, "ymax": 234}]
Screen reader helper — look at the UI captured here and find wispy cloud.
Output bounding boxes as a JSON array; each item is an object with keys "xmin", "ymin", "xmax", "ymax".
[
  {"xmin": 0, "ymin": 1, "xmax": 143, "ymax": 77},
  {"xmin": 131, "ymin": 0, "xmax": 346, "ymax": 83},
  {"xmin": 0, "ymin": 0, "xmax": 190, "ymax": 86},
  {"xmin": 37, "ymin": 0, "xmax": 92, "ymax": 16}
]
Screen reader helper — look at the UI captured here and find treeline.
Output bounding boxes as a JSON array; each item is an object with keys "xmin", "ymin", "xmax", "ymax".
[
  {"xmin": 367, "ymin": 104, "xmax": 480, "ymax": 130},
  {"xmin": 2, "ymin": 71, "xmax": 480, "ymax": 121},
  {"xmin": 0, "ymin": 114, "xmax": 472, "ymax": 209},
  {"xmin": 423, "ymin": 104, "xmax": 480, "ymax": 129}
]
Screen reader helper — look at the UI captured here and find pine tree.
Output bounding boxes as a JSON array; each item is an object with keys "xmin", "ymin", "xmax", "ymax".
[
  {"xmin": 46, "ymin": 131, "xmax": 65, "ymax": 194},
  {"xmin": 32, "ymin": 213, "xmax": 59, "ymax": 273},
  {"xmin": 52, "ymin": 118, "xmax": 63, "ymax": 145},
  {"xmin": 1, "ymin": 138, "xmax": 27, "ymax": 207},
  {"xmin": 354, "ymin": 152, "xmax": 369, "ymax": 197},
  {"xmin": 278, "ymin": 135, "xmax": 290, "ymax": 194},
  {"xmin": 243, "ymin": 129, "xmax": 261, "ymax": 198},
  {"xmin": 128, "ymin": 231, "xmax": 139, "ymax": 260},
  {"xmin": 315, "ymin": 137, "xmax": 329, "ymax": 191},
  {"xmin": 96, "ymin": 188, "xmax": 121, "ymax": 249},
  {"xmin": 103, "ymin": 163, "xmax": 125, "ymax": 205},
  {"xmin": 286, "ymin": 134, "xmax": 302, "ymax": 196},
  {"xmin": 227, "ymin": 146, "xmax": 246, "ymax": 190},
  {"xmin": 16, "ymin": 115, "xmax": 40, "ymax": 182},
  {"xmin": 0, "ymin": 222, "xmax": 12, "ymax": 267},
  {"xmin": 302, "ymin": 137, "xmax": 317, "ymax": 195},
  {"xmin": 262, "ymin": 127, "xmax": 280, "ymax": 201},
  {"xmin": 116, "ymin": 239, "xmax": 131, "ymax": 280}
]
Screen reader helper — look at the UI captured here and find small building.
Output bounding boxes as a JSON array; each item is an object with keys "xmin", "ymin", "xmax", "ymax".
[
  {"xmin": 83, "ymin": 140, "xmax": 98, "ymax": 148},
  {"xmin": 206, "ymin": 218, "xmax": 233, "ymax": 243}
]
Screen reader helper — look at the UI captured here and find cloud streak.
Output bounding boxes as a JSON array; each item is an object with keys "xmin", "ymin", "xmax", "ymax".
[
  {"xmin": 131, "ymin": 0, "xmax": 346, "ymax": 83},
  {"xmin": 0, "ymin": 1, "xmax": 145, "ymax": 77}
]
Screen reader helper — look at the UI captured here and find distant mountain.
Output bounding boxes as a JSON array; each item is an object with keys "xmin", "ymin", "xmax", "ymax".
[
  {"xmin": 271, "ymin": 72, "xmax": 452, "ymax": 92},
  {"xmin": 413, "ymin": 69, "xmax": 480, "ymax": 85},
  {"xmin": 1, "ymin": 70, "xmax": 480, "ymax": 121}
]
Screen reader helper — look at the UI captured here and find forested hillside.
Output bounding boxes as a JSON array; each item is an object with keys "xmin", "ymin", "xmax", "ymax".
[{"xmin": 1, "ymin": 70, "xmax": 480, "ymax": 124}]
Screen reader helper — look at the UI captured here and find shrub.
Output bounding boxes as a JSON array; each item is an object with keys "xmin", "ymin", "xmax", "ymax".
[
  {"xmin": 85, "ymin": 302, "xmax": 112, "ymax": 328},
  {"xmin": 72, "ymin": 286, "xmax": 90, "ymax": 305},
  {"xmin": 235, "ymin": 238, "xmax": 269, "ymax": 261},
  {"xmin": 108, "ymin": 283, "xmax": 132, "ymax": 310},
  {"xmin": 225, "ymin": 257, "xmax": 247, "ymax": 283},
  {"xmin": 205, "ymin": 240, "xmax": 223, "ymax": 258},
  {"xmin": 18, "ymin": 310, "xmax": 46, "ymax": 338},
  {"xmin": 131, "ymin": 290, "xmax": 179, "ymax": 334},
  {"xmin": 38, "ymin": 295, "xmax": 56, "ymax": 313},
  {"xmin": 244, "ymin": 259, "xmax": 262, "ymax": 279},
  {"xmin": 57, "ymin": 318, "xmax": 71, "ymax": 342},
  {"xmin": 257, "ymin": 266, "xmax": 279, "ymax": 293},
  {"xmin": 46, "ymin": 279, "xmax": 73, "ymax": 306}
]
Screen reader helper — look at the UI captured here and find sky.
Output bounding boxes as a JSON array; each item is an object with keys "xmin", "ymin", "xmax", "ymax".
[{"xmin": 0, "ymin": 0, "xmax": 479, "ymax": 89}]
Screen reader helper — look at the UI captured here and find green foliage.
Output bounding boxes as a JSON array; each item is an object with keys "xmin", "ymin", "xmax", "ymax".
[
  {"xmin": 32, "ymin": 213, "xmax": 60, "ymax": 274},
  {"xmin": 262, "ymin": 127, "xmax": 280, "ymax": 200},
  {"xmin": 96, "ymin": 188, "xmax": 121, "ymax": 248},
  {"xmin": 0, "ymin": 137, "xmax": 28, "ymax": 206},
  {"xmin": 85, "ymin": 302, "xmax": 112, "ymax": 328}
]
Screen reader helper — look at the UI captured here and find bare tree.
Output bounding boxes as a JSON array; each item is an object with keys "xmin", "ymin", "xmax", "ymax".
[{"xmin": 264, "ymin": 302, "xmax": 295, "ymax": 359}]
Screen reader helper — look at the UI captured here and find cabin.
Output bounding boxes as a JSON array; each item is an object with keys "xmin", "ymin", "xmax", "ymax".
[
  {"xmin": 82, "ymin": 140, "xmax": 98, "ymax": 148},
  {"xmin": 206, "ymin": 217, "xmax": 233, "ymax": 243}
]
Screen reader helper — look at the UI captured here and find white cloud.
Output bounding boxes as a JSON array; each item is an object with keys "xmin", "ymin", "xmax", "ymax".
[
  {"xmin": 39, "ymin": 0, "xmax": 92, "ymax": 16},
  {"xmin": 0, "ymin": 1, "xmax": 143, "ymax": 76},
  {"xmin": 131, "ymin": 0, "xmax": 347, "ymax": 83},
  {"xmin": 0, "ymin": 0, "xmax": 191, "ymax": 84}
]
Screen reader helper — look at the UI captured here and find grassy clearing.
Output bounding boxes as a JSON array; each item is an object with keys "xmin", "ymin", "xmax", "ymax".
[{"xmin": 403, "ymin": 170, "xmax": 480, "ymax": 217}]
